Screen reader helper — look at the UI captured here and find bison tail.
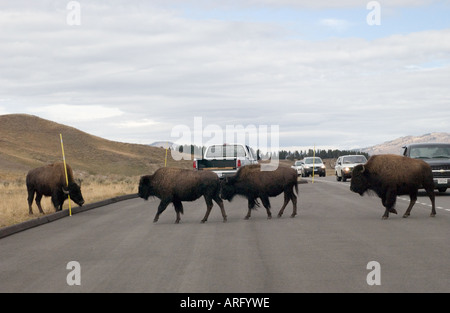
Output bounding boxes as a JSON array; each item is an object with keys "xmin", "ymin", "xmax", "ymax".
[{"xmin": 294, "ymin": 180, "xmax": 299, "ymax": 195}]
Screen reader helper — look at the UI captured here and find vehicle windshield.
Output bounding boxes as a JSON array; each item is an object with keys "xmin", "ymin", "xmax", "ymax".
[
  {"xmin": 205, "ymin": 145, "xmax": 246, "ymax": 158},
  {"xmin": 342, "ymin": 155, "xmax": 367, "ymax": 164},
  {"xmin": 409, "ymin": 145, "xmax": 450, "ymax": 159},
  {"xmin": 295, "ymin": 161, "xmax": 302, "ymax": 166},
  {"xmin": 304, "ymin": 158, "xmax": 323, "ymax": 164}
]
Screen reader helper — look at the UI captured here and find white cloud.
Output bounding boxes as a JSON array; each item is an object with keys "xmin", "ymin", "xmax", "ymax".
[
  {"xmin": 319, "ymin": 18, "xmax": 353, "ymax": 32},
  {"xmin": 116, "ymin": 119, "xmax": 164, "ymax": 129},
  {"xmin": 0, "ymin": 1, "xmax": 449, "ymax": 149},
  {"xmin": 29, "ymin": 104, "xmax": 124, "ymax": 122}
]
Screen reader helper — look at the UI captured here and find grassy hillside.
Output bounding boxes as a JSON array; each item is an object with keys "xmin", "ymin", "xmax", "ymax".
[
  {"xmin": 0, "ymin": 114, "xmax": 193, "ymax": 227},
  {"xmin": 0, "ymin": 114, "xmax": 191, "ymax": 179}
]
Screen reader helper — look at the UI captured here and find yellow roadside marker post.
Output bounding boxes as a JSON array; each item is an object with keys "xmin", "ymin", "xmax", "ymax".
[
  {"xmin": 60, "ymin": 134, "xmax": 72, "ymax": 216},
  {"xmin": 312, "ymin": 145, "xmax": 316, "ymax": 184},
  {"xmin": 164, "ymin": 147, "xmax": 168, "ymax": 167}
]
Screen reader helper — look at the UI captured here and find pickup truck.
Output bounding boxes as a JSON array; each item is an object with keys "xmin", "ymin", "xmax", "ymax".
[
  {"xmin": 194, "ymin": 144, "xmax": 258, "ymax": 179},
  {"xmin": 403, "ymin": 143, "xmax": 450, "ymax": 193}
]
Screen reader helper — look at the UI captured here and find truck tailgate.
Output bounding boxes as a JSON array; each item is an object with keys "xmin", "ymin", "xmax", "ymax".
[{"xmin": 197, "ymin": 159, "xmax": 236, "ymax": 170}]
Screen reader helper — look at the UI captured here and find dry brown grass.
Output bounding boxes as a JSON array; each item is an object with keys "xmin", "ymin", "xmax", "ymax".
[
  {"xmin": 0, "ymin": 114, "xmax": 194, "ymax": 228},
  {"xmin": 0, "ymin": 174, "xmax": 140, "ymax": 228}
]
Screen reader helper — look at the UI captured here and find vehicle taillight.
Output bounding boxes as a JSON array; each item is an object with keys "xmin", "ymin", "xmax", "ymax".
[
  {"xmin": 237, "ymin": 159, "xmax": 241, "ymax": 167},
  {"xmin": 193, "ymin": 161, "xmax": 197, "ymax": 169}
]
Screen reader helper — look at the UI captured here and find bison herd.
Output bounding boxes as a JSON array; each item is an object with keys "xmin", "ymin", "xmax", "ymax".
[{"xmin": 26, "ymin": 154, "xmax": 438, "ymax": 222}]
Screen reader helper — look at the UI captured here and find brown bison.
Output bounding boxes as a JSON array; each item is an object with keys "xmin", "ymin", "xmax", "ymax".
[
  {"xmin": 350, "ymin": 154, "xmax": 436, "ymax": 219},
  {"xmin": 26, "ymin": 163, "xmax": 85, "ymax": 214},
  {"xmin": 138, "ymin": 167, "xmax": 227, "ymax": 224},
  {"xmin": 220, "ymin": 164, "xmax": 298, "ymax": 219}
]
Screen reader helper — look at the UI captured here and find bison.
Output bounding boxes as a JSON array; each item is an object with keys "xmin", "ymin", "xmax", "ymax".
[
  {"xmin": 26, "ymin": 162, "xmax": 85, "ymax": 214},
  {"xmin": 138, "ymin": 167, "xmax": 227, "ymax": 224},
  {"xmin": 350, "ymin": 154, "xmax": 436, "ymax": 219},
  {"xmin": 220, "ymin": 164, "xmax": 298, "ymax": 219}
]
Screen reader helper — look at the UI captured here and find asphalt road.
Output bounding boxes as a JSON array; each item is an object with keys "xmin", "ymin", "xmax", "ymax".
[{"xmin": 1, "ymin": 176, "xmax": 449, "ymax": 293}]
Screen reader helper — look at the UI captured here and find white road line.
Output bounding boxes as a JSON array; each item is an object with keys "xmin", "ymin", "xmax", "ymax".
[
  {"xmin": 308, "ymin": 179, "xmax": 450, "ymax": 212},
  {"xmin": 398, "ymin": 196, "xmax": 446, "ymax": 210}
]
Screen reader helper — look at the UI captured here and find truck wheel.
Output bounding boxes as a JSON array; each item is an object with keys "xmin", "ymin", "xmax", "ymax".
[{"xmin": 336, "ymin": 172, "xmax": 342, "ymax": 181}]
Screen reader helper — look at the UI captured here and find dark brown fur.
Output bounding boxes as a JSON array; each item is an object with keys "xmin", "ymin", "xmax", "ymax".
[
  {"xmin": 220, "ymin": 164, "xmax": 299, "ymax": 219},
  {"xmin": 138, "ymin": 167, "xmax": 227, "ymax": 224},
  {"xmin": 350, "ymin": 154, "xmax": 436, "ymax": 219},
  {"xmin": 26, "ymin": 163, "xmax": 84, "ymax": 214}
]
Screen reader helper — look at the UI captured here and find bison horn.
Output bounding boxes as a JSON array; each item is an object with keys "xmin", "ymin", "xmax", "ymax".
[
  {"xmin": 62, "ymin": 187, "xmax": 70, "ymax": 195},
  {"xmin": 361, "ymin": 165, "xmax": 366, "ymax": 173}
]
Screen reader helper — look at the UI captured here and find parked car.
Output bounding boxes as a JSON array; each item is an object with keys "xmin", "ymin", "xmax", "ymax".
[
  {"xmin": 403, "ymin": 143, "xmax": 450, "ymax": 192},
  {"xmin": 291, "ymin": 160, "xmax": 304, "ymax": 176},
  {"xmin": 335, "ymin": 155, "xmax": 368, "ymax": 182},
  {"xmin": 300, "ymin": 157, "xmax": 326, "ymax": 177}
]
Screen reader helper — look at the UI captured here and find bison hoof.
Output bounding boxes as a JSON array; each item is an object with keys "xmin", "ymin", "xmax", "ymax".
[
  {"xmin": 430, "ymin": 213, "xmax": 436, "ymax": 217},
  {"xmin": 277, "ymin": 213, "xmax": 282, "ymax": 218},
  {"xmin": 244, "ymin": 216, "xmax": 250, "ymax": 220},
  {"xmin": 382, "ymin": 216, "xmax": 389, "ymax": 220},
  {"xmin": 290, "ymin": 214, "xmax": 296, "ymax": 218},
  {"xmin": 223, "ymin": 218, "xmax": 227, "ymax": 223},
  {"xmin": 267, "ymin": 216, "xmax": 272, "ymax": 220},
  {"xmin": 201, "ymin": 220, "xmax": 206, "ymax": 223}
]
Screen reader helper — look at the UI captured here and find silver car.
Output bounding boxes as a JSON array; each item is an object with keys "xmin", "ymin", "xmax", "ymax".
[{"xmin": 335, "ymin": 155, "xmax": 367, "ymax": 182}]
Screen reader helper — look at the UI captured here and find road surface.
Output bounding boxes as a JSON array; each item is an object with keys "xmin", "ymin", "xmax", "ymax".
[{"xmin": 1, "ymin": 176, "xmax": 449, "ymax": 293}]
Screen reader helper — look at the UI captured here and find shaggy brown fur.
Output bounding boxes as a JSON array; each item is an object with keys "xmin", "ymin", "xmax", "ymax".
[
  {"xmin": 26, "ymin": 163, "xmax": 84, "ymax": 214},
  {"xmin": 138, "ymin": 167, "xmax": 227, "ymax": 224},
  {"xmin": 220, "ymin": 164, "xmax": 299, "ymax": 219},
  {"xmin": 350, "ymin": 154, "xmax": 436, "ymax": 219}
]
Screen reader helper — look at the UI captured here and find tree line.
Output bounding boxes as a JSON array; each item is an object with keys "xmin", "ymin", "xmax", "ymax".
[
  {"xmin": 278, "ymin": 149, "xmax": 369, "ymax": 160},
  {"xmin": 175, "ymin": 144, "xmax": 369, "ymax": 160}
]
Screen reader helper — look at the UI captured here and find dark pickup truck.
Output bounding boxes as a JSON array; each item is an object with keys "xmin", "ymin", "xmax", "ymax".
[{"xmin": 403, "ymin": 143, "xmax": 450, "ymax": 193}]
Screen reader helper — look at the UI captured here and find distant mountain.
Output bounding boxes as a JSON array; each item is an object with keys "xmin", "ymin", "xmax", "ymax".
[
  {"xmin": 149, "ymin": 141, "xmax": 174, "ymax": 149},
  {"xmin": 0, "ymin": 114, "xmax": 190, "ymax": 178},
  {"xmin": 361, "ymin": 132, "xmax": 450, "ymax": 155}
]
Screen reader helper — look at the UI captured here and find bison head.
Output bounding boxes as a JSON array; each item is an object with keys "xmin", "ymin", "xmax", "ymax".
[
  {"xmin": 138, "ymin": 175, "xmax": 153, "ymax": 200},
  {"xmin": 62, "ymin": 181, "xmax": 85, "ymax": 206},
  {"xmin": 350, "ymin": 164, "xmax": 370, "ymax": 196},
  {"xmin": 220, "ymin": 178, "xmax": 237, "ymax": 201}
]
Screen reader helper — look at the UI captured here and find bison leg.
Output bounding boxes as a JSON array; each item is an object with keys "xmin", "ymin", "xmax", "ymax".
[
  {"xmin": 425, "ymin": 186, "xmax": 436, "ymax": 217},
  {"xmin": 278, "ymin": 191, "xmax": 297, "ymax": 218},
  {"xmin": 35, "ymin": 193, "xmax": 45, "ymax": 214},
  {"xmin": 201, "ymin": 196, "xmax": 214, "ymax": 223},
  {"xmin": 154, "ymin": 200, "xmax": 170, "ymax": 223},
  {"xmin": 245, "ymin": 197, "xmax": 257, "ymax": 219},
  {"xmin": 403, "ymin": 191, "xmax": 417, "ymax": 218},
  {"xmin": 214, "ymin": 196, "xmax": 227, "ymax": 223},
  {"xmin": 51, "ymin": 191, "xmax": 64, "ymax": 212},
  {"xmin": 172, "ymin": 199, "xmax": 184, "ymax": 224},
  {"xmin": 27, "ymin": 189, "xmax": 35, "ymax": 215},
  {"xmin": 260, "ymin": 196, "xmax": 272, "ymax": 219},
  {"xmin": 290, "ymin": 191, "xmax": 298, "ymax": 218},
  {"xmin": 381, "ymin": 190, "xmax": 397, "ymax": 220},
  {"xmin": 205, "ymin": 195, "xmax": 227, "ymax": 223}
]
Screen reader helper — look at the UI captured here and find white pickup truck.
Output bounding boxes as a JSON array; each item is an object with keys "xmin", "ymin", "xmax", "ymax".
[{"xmin": 194, "ymin": 143, "xmax": 259, "ymax": 179}]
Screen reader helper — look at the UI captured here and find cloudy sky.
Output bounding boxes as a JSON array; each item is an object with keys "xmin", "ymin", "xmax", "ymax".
[{"xmin": 1, "ymin": 0, "xmax": 449, "ymax": 151}]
